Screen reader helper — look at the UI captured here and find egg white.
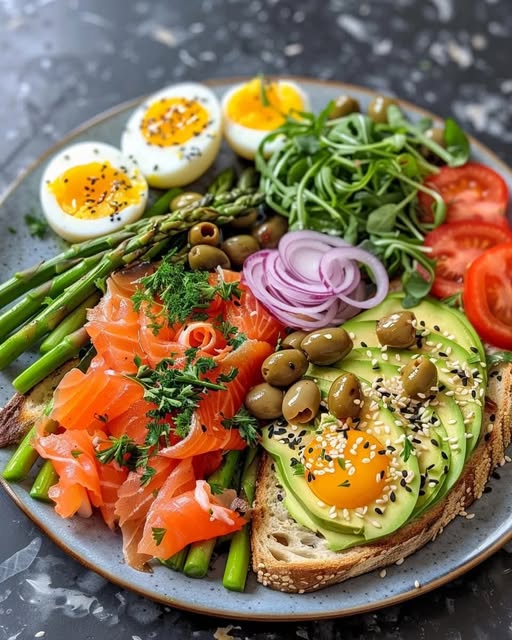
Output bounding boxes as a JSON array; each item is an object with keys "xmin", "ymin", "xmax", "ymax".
[
  {"xmin": 221, "ymin": 79, "xmax": 310, "ymax": 161},
  {"xmin": 121, "ymin": 83, "xmax": 222, "ymax": 189},
  {"xmin": 39, "ymin": 141, "xmax": 148, "ymax": 243}
]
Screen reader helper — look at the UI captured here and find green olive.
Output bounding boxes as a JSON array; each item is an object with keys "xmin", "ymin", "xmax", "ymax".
[
  {"xmin": 328, "ymin": 372, "xmax": 363, "ymax": 420},
  {"xmin": 261, "ymin": 349, "xmax": 309, "ymax": 387},
  {"xmin": 425, "ymin": 127, "xmax": 445, "ymax": 148},
  {"xmin": 401, "ymin": 356, "xmax": 438, "ymax": 398},
  {"xmin": 251, "ymin": 216, "xmax": 288, "ymax": 249},
  {"xmin": 245, "ymin": 383, "xmax": 284, "ymax": 420},
  {"xmin": 170, "ymin": 191, "xmax": 203, "ymax": 211},
  {"xmin": 282, "ymin": 380, "xmax": 321, "ymax": 424},
  {"xmin": 300, "ymin": 327, "xmax": 353, "ymax": 366},
  {"xmin": 367, "ymin": 95, "xmax": 398, "ymax": 124},
  {"xmin": 328, "ymin": 95, "xmax": 361, "ymax": 119},
  {"xmin": 188, "ymin": 222, "xmax": 221, "ymax": 247},
  {"xmin": 376, "ymin": 311, "xmax": 417, "ymax": 349},
  {"xmin": 188, "ymin": 245, "xmax": 231, "ymax": 271},
  {"xmin": 229, "ymin": 207, "xmax": 259, "ymax": 230},
  {"xmin": 220, "ymin": 234, "xmax": 260, "ymax": 267},
  {"xmin": 281, "ymin": 330, "xmax": 309, "ymax": 350}
]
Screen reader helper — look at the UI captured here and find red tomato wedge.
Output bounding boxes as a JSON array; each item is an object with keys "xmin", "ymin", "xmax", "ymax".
[
  {"xmin": 418, "ymin": 162, "xmax": 510, "ymax": 225},
  {"xmin": 424, "ymin": 221, "xmax": 512, "ymax": 298},
  {"xmin": 463, "ymin": 242, "xmax": 512, "ymax": 350}
]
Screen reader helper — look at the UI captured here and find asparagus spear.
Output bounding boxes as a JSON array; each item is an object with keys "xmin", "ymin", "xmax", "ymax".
[
  {"xmin": 182, "ymin": 450, "xmax": 242, "ymax": 578},
  {"xmin": 207, "ymin": 167, "xmax": 236, "ymax": 195},
  {"xmin": 222, "ymin": 448, "xmax": 259, "ymax": 592},
  {"xmin": 2, "ymin": 416, "xmax": 58, "ymax": 482},
  {"xmin": 30, "ymin": 459, "xmax": 58, "ymax": 501},
  {"xmin": 160, "ymin": 547, "xmax": 189, "ymax": 572},
  {"xmin": 141, "ymin": 187, "xmax": 182, "ymax": 219},
  {"xmin": 13, "ymin": 328, "xmax": 90, "ymax": 394},
  {"xmin": 0, "ymin": 189, "xmax": 264, "ymax": 371},
  {"xmin": 39, "ymin": 293, "xmax": 100, "ymax": 354}
]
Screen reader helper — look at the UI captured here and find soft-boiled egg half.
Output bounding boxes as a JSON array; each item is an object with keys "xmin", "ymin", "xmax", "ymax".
[
  {"xmin": 40, "ymin": 142, "xmax": 148, "ymax": 243},
  {"xmin": 221, "ymin": 77, "xmax": 309, "ymax": 160},
  {"xmin": 121, "ymin": 83, "xmax": 222, "ymax": 189}
]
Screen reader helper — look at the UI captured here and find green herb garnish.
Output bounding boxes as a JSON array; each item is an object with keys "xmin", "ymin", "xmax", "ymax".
[
  {"xmin": 401, "ymin": 438, "xmax": 415, "ymax": 462},
  {"xmin": 24, "ymin": 213, "xmax": 48, "ymax": 239},
  {"xmin": 222, "ymin": 407, "xmax": 260, "ymax": 447}
]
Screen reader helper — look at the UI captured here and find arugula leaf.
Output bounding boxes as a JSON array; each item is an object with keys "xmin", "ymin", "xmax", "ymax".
[
  {"xmin": 366, "ymin": 204, "xmax": 399, "ymax": 234},
  {"xmin": 443, "ymin": 118, "xmax": 470, "ymax": 167}
]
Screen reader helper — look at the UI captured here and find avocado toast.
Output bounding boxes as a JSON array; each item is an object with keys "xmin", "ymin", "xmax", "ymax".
[{"xmin": 252, "ymin": 294, "xmax": 512, "ymax": 592}]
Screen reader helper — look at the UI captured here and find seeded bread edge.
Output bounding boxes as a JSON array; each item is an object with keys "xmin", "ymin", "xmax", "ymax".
[{"xmin": 251, "ymin": 363, "xmax": 512, "ymax": 593}]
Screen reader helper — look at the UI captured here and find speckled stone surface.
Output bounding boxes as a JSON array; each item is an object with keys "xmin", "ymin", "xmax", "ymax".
[{"xmin": 1, "ymin": 0, "xmax": 512, "ymax": 638}]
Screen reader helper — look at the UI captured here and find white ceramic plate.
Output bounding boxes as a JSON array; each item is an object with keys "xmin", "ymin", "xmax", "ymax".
[{"xmin": 0, "ymin": 78, "xmax": 511, "ymax": 621}]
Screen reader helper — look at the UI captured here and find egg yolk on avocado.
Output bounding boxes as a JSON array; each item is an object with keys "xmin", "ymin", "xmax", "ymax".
[
  {"xmin": 225, "ymin": 78, "xmax": 304, "ymax": 130},
  {"xmin": 140, "ymin": 97, "xmax": 210, "ymax": 146},
  {"xmin": 303, "ymin": 428, "xmax": 389, "ymax": 509},
  {"xmin": 48, "ymin": 162, "xmax": 145, "ymax": 220}
]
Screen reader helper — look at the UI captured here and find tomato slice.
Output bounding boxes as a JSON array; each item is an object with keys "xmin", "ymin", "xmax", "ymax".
[
  {"xmin": 418, "ymin": 162, "xmax": 510, "ymax": 225},
  {"xmin": 424, "ymin": 221, "xmax": 512, "ymax": 299},
  {"xmin": 463, "ymin": 242, "xmax": 512, "ymax": 350}
]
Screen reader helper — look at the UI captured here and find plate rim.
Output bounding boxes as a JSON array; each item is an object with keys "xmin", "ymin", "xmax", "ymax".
[{"xmin": 0, "ymin": 76, "xmax": 511, "ymax": 622}]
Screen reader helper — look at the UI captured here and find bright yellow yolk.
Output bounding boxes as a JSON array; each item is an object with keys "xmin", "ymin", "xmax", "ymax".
[
  {"xmin": 303, "ymin": 428, "xmax": 389, "ymax": 509},
  {"xmin": 48, "ymin": 162, "xmax": 145, "ymax": 220},
  {"xmin": 140, "ymin": 97, "xmax": 210, "ymax": 146},
  {"xmin": 226, "ymin": 78, "xmax": 304, "ymax": 130}
]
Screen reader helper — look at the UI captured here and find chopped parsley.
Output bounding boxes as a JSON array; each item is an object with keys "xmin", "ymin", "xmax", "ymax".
[
  {"xmin": 24, "ymin": 213, "xmax": 48, "ymax": 239},
  {"xmin": 151, "ymin": 527, "xmax": 166, "ymax": 546},
  {"xmin": 222, "ymin": 407, "xmax": 260, "ymax": 447},
  {"xmin": 338, "ymin": 480, "xmax": 351, "ymax": 488},
  {"xmin": 400, "ymin": 438, "xmax": 415, "ymax": 462}
]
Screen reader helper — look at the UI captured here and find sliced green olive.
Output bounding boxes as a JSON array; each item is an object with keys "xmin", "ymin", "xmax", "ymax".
[
  {"xmin": 401, "ymin": 356, "xmax": 438, "ymax": 398},
  {"xmin": 245, "ymin": 383, "xmax": 284, "ymax": 420},
  {"xmin": 221, "ymin": 234, "xmax": 260, "ymax": 267},
  {"xmin": 282, "ymin": 380, "xmax": 321, "ymax": 424},
  {"xmin": 328, "ymin": 372, "xmax": 363, "ymax": 420},
  {"xmin": 188, "ymin": 245, "xmax": 231, "ymax": 271},
  {"xmin": 188, "ymin": 222, "xmax": 221, "ymax": 247},
  {"xmin": 300, "ymin": 327, "xmax": 353, "ymax": 365},
  {"xmin": 281, "ymin": 330, "xmax": 309, "ymax": 350},
  {"xmin": 328, "ymin": 95, "xmax": 360, "ymax": 119},
  {"xmin": 376, "ymin": 311, "xmax": 417, "ymax": 349},
  {"xmin": 251, "ymin": 216, "xmax": 288, "ymax": 249},
  {"xmin": 170, "ymin": 191, "xmax": 203, "ymax": 211},
  {"xmin": 367, "ymin": 95, "xmax": 398, "ymax": 124},
  {"xmin": 261, "ymin": 349, "xmax": 309, "ymax": 387}
]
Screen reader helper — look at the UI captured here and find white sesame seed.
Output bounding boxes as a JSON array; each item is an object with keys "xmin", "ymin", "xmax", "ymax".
[
  {"xmin": 369, "ymin": 519, "xmax": 382, "ymax": 529},
  {"xmin": 414, "ymin": 580, "xmax": 421, "ymax": 588},
  {"xmin": 379, "ymin": 569, "xmax": 387, "ymax": 578},
  {"xmin": 465, "ymin": 513, "xmax": 475, "ymax": 520},
  {"xmin": 395, "ymin": 557, "xmax": 404, "ymax": 566}
]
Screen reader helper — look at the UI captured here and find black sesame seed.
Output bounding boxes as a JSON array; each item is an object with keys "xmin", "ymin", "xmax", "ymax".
[
  {"xmin": 390, "ymin": 491, "xmax": 396, "ymax": 502},
  {"xmin": 441, "ymin": 451, "xmax": 449, "ymax": 460},
  {"xmin": 419, "ymin": 489, "xmax": 426, "ymax": 496},
  {"xmin": 405, "ymin": 485, "xmax": 413, "ymax": 493},
  {"xmin": 492, "ymin": 471, "xmax": 501, "ymax": 480},
  {"xmin": 375, "ymin": 507, "xmax": 384, "ymax": 515},
  {"xmin": 363, "ymin": 441, "xmax": 370, "ymax": 449},
  {"xmin": 433, "ymin": 325, "xmax": 440, "ymax": 332},
  {"xmin": 400, "ymin": 478, "xmax": 407, "ymax": 487},
  {"xmin": 489, "ymin": 414, "xmax": 496, "ymax": 422},
  {"xmin": 470, "ymin": 346, "xmax": 479, "ymax": 353},
  {"xmin": 361, "ymin": 341, "xmax": 367, "ymax": 348},
  {"xmin": 431, "ymin": 438, "xmax": 439, "ymax": 447},
  {"xmin": 483, "ymin": 486, "xmax": 493, "ymax": 494}
]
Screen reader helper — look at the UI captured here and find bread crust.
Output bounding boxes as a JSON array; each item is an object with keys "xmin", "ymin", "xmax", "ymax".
[{"xmin": 251, "ymin": 363, "xmax": 512, "ymax": 593}]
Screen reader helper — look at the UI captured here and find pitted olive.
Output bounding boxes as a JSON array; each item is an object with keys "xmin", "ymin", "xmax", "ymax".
[
  {"xmin": 221, "ymin": 234, "xmax": 260, "ymax": 267},
  {"xmin": 300, "ymin": 327, "xmax": 353, "ymax": 365},
  {"xmin": 367, "ymin": 95, "xmax": 398, "ymax": 124},
  {"xmin": 401, "ymin": 356, "xmax": 438, "ymax": 398},
  {"xmin": 244, "ymin": 383, "xmax": 284, "ymax": 420},
  {"xmin": 188, "ymin": 222, "xmax": 221, "ymax": 247},
  {"xmin": 188, "ymin": 245, "xmax": 231, "ymax": 271},
  {"xmin": 261, "ymin": 349, "xmax": 309, "ymax": 387},
  {"xmin": 282, "ymin": 379, "xmax": 321, "ymax": 424},
  {"xmin": 229, "ymin": 207, "xmax": 259, "ymax": 230},
  {"xmin": 328, "ymin": 372, "xmax": 363, "ymax": 420},
  {"xmin": 376, "ymin": 311, "xmax": 417, "ymax": 349},
  {"xmin": 251, "ymin": 216, "xmax": 288, "ymax": 249},
  {"xmin": 170, "ymin": 191, "xmax": 203, "ymax": 211},
  {"xmin": 328, "ymin": 95, "xmax": 361, "ymax": 119},
  {"xmin": 281, "ymin": 330, "xmax": 309, "ymax": 350}
]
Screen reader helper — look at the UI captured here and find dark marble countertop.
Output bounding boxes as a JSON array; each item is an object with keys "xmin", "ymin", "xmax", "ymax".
[{"xmin": 1, "ymin": 0, "xmax": 512, "ymax": 638}]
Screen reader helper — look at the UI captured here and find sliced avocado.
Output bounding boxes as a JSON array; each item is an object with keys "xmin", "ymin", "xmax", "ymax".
[
  {"xmin": 344, "ymin": 346, "xmax": 481, "ymax": 458},
  {"xmin": 262, "ymin": 407, "xmax": 420, "ymax": 545},
  {"xmin": 273, "ymin": 462, "xmax": 365, "ymax": 551},
  {"xmin": 345, "ymin": 293, "xmax": 487, "ymax": 385}
]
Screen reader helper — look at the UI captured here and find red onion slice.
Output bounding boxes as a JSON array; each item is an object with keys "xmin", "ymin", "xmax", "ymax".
[{"xmin": 243, "ymin": 230, "xmax": 389, "ymax": 330}]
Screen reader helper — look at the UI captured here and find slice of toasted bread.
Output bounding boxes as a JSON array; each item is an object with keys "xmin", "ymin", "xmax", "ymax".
[
  {"xmin": 0, "ymin": 360, "xmax": 76, "ymax": 447},
  {"xmin": 251, "ymin": 363, "xmax": 512, "ymax": 593}
]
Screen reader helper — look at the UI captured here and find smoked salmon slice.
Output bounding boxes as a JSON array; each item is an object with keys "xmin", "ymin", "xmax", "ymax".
[
  {"xmin": 159, "ymin": 338, "xmax": 273, "ymax": 459},
  {"xmin": 138, "ymin": 469, "xmax": 245, "ymax": 560}
]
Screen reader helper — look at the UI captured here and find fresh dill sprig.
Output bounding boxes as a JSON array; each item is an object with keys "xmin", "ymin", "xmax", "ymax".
[{"xmin": 132, "ymin": 256, "xmax": 241, "ymax": 327}]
